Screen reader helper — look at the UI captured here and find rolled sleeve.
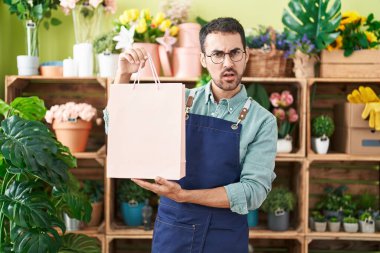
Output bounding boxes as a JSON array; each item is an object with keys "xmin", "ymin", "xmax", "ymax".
[{"xmin": 224, "ymin": 116, "xmax": 277, "ymax": 215}]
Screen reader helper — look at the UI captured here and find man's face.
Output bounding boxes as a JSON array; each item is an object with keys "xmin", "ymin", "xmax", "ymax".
[{"xmin": 200, "ymin": 32, "xmax": 249, "ymax": 92}]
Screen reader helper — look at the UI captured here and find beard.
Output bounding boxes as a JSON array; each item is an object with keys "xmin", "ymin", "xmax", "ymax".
[{"xmin": 212, "ymin": 67, "xmax": 244, "ymax": 91}]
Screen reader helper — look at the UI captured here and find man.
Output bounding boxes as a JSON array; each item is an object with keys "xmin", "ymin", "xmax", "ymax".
[{"xmin": 112, "ymin": 17, "xmax": 277, "ymax": 253}]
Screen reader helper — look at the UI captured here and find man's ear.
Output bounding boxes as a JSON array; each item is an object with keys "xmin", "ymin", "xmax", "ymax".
[
  {"xmin": 244, "ymin": 47, "xmax": 249, "ymax": 64},
  {"xmin": 200, "ymin": 52, "xmax": 207, "ymax": 68}
]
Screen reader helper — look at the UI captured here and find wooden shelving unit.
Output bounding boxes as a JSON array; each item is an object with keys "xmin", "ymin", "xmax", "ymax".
[{"xmin": 5, "ymin": 76, "xmax": 380, "ymax": 253}]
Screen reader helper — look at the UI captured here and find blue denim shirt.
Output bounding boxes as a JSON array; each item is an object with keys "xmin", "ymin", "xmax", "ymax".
[{"xmin": 103, "ymin": 82, "xmax": 277, "ymax": 215}]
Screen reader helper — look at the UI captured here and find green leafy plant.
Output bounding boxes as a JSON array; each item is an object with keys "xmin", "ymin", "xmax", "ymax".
[
  {"xmin": 343, "ymin": 216, "xmax": 358, "ymax": 224},
  {"xmin": 313, "ymin": 213, "xmax": 326, "ymax": 223},
  {"xmin": 246, "ymin": 84, "xmax": 270, "ymax": 110},
  {"xmin": 329, "ymin": 216, "xmax": 339, "ymax": 222},
  {"xmin": 316, "ymin": 186, "xmax": 356, "ymax": 212},
  {"xmin": 282, "ymin": 0, "xmax": 342, "ymax": 50},
  {"xmin": 311, "ymin": 115, "xmax": 335, "ymax": 138},
  {"xmin": 117, "ymin": 179, "xmax": 152, "ymax": 204},
  {"xmin": 83, "ymin": 180, "xmax": 104, "ymax": 203},
  {"xmin": 356, "ymin": 192, "xmax": 377, "ymax": 211},
  {"xmin": 359, "ymin": 211, "xmax": 373, "ymax": 222},
  {"xmin": 261, "ymin": 187, "xmax": 296, "ymax": 213},
  {"xmin": 93, "ymin": 31, "xmax": 122, "ymax": 55},
  {"xmin": 195, "ymin": 73, "xmax": 211, "ymax": 88},
  {"xmin": 0, "ymin": 97, "xmax": 99, "ymax": 253}
]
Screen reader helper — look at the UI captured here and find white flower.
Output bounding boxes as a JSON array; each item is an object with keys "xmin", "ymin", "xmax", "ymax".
[
  {"xmin": 113, "ymin": 25, "xmax": 135, "ymax": 50},
  {"xmin": 60, "ymin": 0, "xmax": 77, "ymax": 9},
  {"xmin": 89, "ymin": 0, "xmax": 103, "ymax": 8},
  {"xmin": 156, "ymin": 29, "xmax": 177, "ymax": 53}
]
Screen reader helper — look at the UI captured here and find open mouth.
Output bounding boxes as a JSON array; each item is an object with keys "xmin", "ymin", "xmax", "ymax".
[{"xmin": 222, "ymin": 71, "xmax": 236, "ymax": 81}]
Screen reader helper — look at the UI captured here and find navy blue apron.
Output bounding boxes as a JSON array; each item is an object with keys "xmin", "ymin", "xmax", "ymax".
[{"xmin": 152, "ymin": 90, "xmax": 252, "ymax": 253}]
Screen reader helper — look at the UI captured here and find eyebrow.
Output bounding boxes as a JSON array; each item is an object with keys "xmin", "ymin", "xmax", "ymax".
[{"xmin": 210, "ymin": 47, "xmax": 242, "ymax": 54}]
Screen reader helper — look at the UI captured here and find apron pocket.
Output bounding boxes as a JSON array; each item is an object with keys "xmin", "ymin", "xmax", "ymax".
[{"xmin": 152, "ymin": 217, "xmax": 195, "ymax": 253}]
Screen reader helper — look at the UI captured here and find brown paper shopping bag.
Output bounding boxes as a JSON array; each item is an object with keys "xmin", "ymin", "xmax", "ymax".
[{"xmin": 106, "ymin": 55, "xmax": 186, "ymax": 180}]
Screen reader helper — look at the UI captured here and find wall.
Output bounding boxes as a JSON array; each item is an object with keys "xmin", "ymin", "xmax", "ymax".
[{"xmin": 1, "ymin": 0, "xmax": 380, "ymax": 99}]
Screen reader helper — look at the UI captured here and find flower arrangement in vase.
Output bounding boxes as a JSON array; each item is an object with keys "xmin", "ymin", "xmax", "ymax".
[{"xmin": 45, "ymin": 102, "xmax": 97, "ymax": 153}]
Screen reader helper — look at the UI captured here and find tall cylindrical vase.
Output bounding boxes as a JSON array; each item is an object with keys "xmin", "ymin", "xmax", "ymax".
[
  {"xmin": 17, "ymin": 20, "xmax": 40, "ymax": 76},
  {"xmin": 133, "ymin": 43, "xmax": 161, "ymax": 78}
]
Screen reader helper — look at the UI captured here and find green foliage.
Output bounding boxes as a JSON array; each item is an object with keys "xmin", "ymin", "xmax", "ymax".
[
  {"xmin": 196, "ymin": 16, "xmax": 208, "ymax": 27},
  {"xmin": 195, "ymin": 73, "xmax": 211, "ymax": 88},
  {"xmin": 59, "ymin": 234, "xmax": 101, "ymax": 253},
  {"xmin": 313, "ymin": 213, "xmax": 326, "ymax": 222},
  {"xmin": 311, "ymin": 115, "xmax": 335, "ymax": 138},
  {"xmin": 316, "ymin": 186, "xmax": 356, "ymax": 212},
  {"xmin": 343, "ymin": 216, "xmax": 358, "ymax": 223},
  {"xmin": 93, "ymin": 31, "xmax": 121, "ymax": 55},
  {"xmin": 0, "ymin": 97, "xmax": 99, "ymax": 253},
  {"xmin": 366, "ymin": 13, "xmax": 380, "ymax": 39},
  {"xmin": 357, "ymin": 192, "xmax": 378, "ymax": 211},
  {"xmin": 246, "ymin": 84, "xmax": 270, "ymax": 110},
  {"xmin": 117, "ymin": 179, "xmax": 152, "ymax": 204},
  {"xmin": 2, "ymin": 0, "xmax": 61, "ymax": 29},
  {"xmin": 282, "ymin": 0, "xmax": 342, "ymax": 50},
  {"xmin": 359, "ymin": 211, "xmax": 373, "ymax": 221},
  {"xmin": 261, "ymin": 187, "xmax": 296, "ymax": 213},
  {"xmin": 82, "ymin": 180, "xmax": 104, "ymax": 203},
  {"xmin": 329, "ymin": 216, "xmax": 339, "ymax": 222}
]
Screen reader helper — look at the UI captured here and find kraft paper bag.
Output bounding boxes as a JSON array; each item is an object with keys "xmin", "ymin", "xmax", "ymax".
[{"xmin": 106, "ymin": 56, "xmax": 186, "ymax": 180}]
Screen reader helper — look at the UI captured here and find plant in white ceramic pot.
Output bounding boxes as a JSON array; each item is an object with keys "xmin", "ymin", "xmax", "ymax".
[
  {"xmin": 313, "ymin": 213, "xmax": 327, "ymax": 232},
  {"xmin": 269, "ymin": 90, "xmax": 299, "ymax": 153},
  {"xmin": 359, "ymin": 211, "xmax": 375, "ymax": 233},
  {"xmin": 343, "ymin": 216, "xmax": 359, "ymax": 233},
  {"xmin": 311, "ymin": 115, "xmax": 335, "ymax": 154},
  {"xmin": 328, "ymin": 216, "xmax": 341, "ymax": 232},
  {"xmin": 93, "ymin": 31, "xmax": 121, "ymax": 78}
]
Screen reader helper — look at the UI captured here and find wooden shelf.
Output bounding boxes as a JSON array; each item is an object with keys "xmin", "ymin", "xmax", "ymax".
[
  {"xmin": 308, "ymin": 151, "xmax": 380, "ymax": 162},
  {"xmin": 306, "ymin": 231, "xmax": 380, "ymax": 241},
  {"xmin": 308, "ymin": 78, "xmax": 380, "ymax": 86}
]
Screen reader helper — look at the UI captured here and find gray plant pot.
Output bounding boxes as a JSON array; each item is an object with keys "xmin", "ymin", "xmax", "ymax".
[
  {"xmin": 360, "ymin": 220, "xmax": 375, "ymax": 233},
  {"xmin": 64, "ymin": 213, "xmax": 81, "ymax": 231},
  {"xmin": 268, "ymin": 210, "xmax": 289, "ymax": 231},
  {"xmin": 343, "ymin": 222, "xmax": 358, "ymax": 233},
  {"xmin": 314, "ymin": 221, "xmax": 327, "ymax": 232},
  {"xmin": 309, "ymin": 217, "xmax": 315, "ymax": 231},
  {"xmin": 328, "ymin": 221, "xmax": 341, "ymax": 232}
]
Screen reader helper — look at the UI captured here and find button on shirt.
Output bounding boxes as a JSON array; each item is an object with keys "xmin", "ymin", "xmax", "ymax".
[{"xmin": 103, "ymin": 82, "xmax": 277, "ymax": 215}]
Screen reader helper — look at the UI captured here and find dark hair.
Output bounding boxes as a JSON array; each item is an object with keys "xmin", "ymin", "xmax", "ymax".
[{"xmin": 199, "ymin": 17, "xmax": 246, "ymax": 53}]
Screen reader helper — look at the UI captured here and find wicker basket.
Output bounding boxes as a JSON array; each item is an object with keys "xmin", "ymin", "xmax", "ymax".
[{"xmin": 245, "ymin": 48, "xmax": 293, "ymax": 77}]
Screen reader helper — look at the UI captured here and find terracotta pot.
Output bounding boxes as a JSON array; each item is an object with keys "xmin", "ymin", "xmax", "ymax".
[
  {"xmin": 178, "ymin": 23, "xmax": 201, "ymax": 48},
  {"xmin": 172, "ymin": 47, "xmax": 201, "ymax": 78},
  {"xmin": 87, "ymin": 201, "xmax": 103, "ymax": 227},
  {"xmin": 133, "ymin": 43, "xmax": 160, "ymax": 78},
  {"xmin": 52, "ymin": 119, "xmax": 92, "ymax": 153},
  {"xmin": 40, "ymin": 66, "xmax": 63, "ymax": 77}
]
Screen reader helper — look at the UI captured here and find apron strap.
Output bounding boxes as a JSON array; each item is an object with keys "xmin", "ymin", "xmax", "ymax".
[
  {"xmin": 185, "ymin": 89, "xmax": 197, "ymax": 119},
  {"xmin": 231, "ymin": 97, "xmax": 253, "ymax": 130}
]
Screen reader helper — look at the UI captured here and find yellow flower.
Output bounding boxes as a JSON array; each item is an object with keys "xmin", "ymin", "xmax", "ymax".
[
  {"xmin": 119, "ymin": 13, "xmax": 130, "ymax": 25},
  {"xmin": 159, "ymin": 19, "xmax": 171, "ymax": 32},
  {"xmin": 365, "ymin": 31, "xmax": 378, "ymax": 43},
  {"xmin": 140, "ymin": 9, "xmax": 151, "ymax": 20},
  {"xmin": 152, "ymin": 12, "xmax": 166, "ymax": 27},
  {"xmin": 327, "ymin": 35, "xmax": 343, "ymax": 51},
  {"xmin": 170, "ymin": 26, "xmax": 179, "ymax": 36},
  {"xmin": 135, "ymin": 18, "xmax": 147, "ymax": 34},
  {"xmin": 128, "ymin": 9, "xmax": 140, "ymax": 21},
  {"xmin": 341, "ymin": 11, "xmax": 361, "ymax": 25}
]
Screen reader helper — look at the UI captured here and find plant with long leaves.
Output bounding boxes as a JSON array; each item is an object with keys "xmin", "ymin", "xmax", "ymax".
[
  {"xmin": 282, "ymin": 0, "xmax": 342, "ymax": 51},
  {"xmin": 0, "ymin": 96, "xmax": 100, "ymax": 253}
]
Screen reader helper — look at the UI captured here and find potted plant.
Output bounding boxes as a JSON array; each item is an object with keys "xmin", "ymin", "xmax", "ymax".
[
  {"xmin": 357, "ymin": 192, "xmax": 378, "ymax": 217},
  {"xmin": 282, "ymin": 0, "xmax": 342, "ymax": 77},
  {"xmin": 83, "ymin": 180, "xmax": 104, "ymax": 227},
  {"xmin": 309, "ymin": 210, "xmax": 321, "ymax": 231},
  {"xmin": 269, "ymin": 90, "xmax": 299, "ymax": 153},
  {"xmin": 93, "ymin": 31, "xmax": 121, "ymax": 78},
  {"xmin": 343, "ymin": 216, "xmax": 359, "ymax": 233},
  {"xmin": 117, "ymin": 179, "xmax": 152, "ymax": 226},
  {"xmin": 261, "ymin": 187, "xmax": 296, "ymax": 231},
  {"xmin": 0, "ymin": 96, "xmax": 100, "ymax": 252},
  {"xmin": 45, "ymin": 102, "xmax": 98, "ymax": 153},
  {"xmin": 328, "ymin": 216, "xmax": 341, "ymax": 232},
  {"xmin": 313, "ymin": 213, "xmax": 327, "ymax": 232},
  {"xmin": 114, "ymin": 8, "xmax": 179, "ymax": 77},
  {"xmin": 359, "ymin": 211, "xmax": 375, "ymax": 233},
  {"xmin": 3, "ymin": 0, "xmax": 62, "ymax": 75},
  {"xmin": 311, "ymin": 115, "xmax": 335, "ymax": 154}
]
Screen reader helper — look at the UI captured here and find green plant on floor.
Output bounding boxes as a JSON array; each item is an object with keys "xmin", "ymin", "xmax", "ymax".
[
  {"xmin": 117, "ymin": 179, "xmax": 152, "ymax": 204},
  {"xmin": 343, "ymin": 216, "xmax": 358, "ymax": 224},
  {"xmin": 282, "ymin": 0, "xmax": 342, "ymax": 51},
  {"xmin": 0, "ymin": 96, "xmax": 100, "ymax": 253},
  {"xmin": 311, "ymin": 115, "xmax": 335, "ymax": 138},
  {"xmin": 93, "ymin": 31, "xmax": 122, "ymax": 55},
  {"xmin": 261, "ymin": 187, "xmax": 296, "ymax": 213},
  {"xmin": 83, "ymin": 180, "xmax": 104, "ymax": 203}
]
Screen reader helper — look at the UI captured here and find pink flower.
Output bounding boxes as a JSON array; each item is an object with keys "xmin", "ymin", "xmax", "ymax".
[
  {"xmin": 288, "ymin": 108, "xmax": 299, "ymax": 122},
  {"xmin": 270, "ymin": 92, "xmax": 281, "ymax": 107},
  {"xmin": 104, "ymin": 0, "xmax": 116, "ymax": 13},
  {"xmin": 280, "ymin": 91, "xmax": 294, "ymax": 107},
  {"xmin": 273, "ymin": 108, "xmax": 286, "ymax": 121},
  {"xmin": 45, "ymin": 102, "xmax": 97, "ymax": 123},
  {"xmin": 89, "ymin": 0, "xmax": 103, "ymax": 8},
  {"xmin": 60, "ymin": 0, "xmax": 77, "ymax": 9}
]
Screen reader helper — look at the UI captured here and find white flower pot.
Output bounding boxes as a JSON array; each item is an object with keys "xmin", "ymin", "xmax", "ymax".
[
  {"xmin": 360, "ymin": 220, "xmax": 375, "ymax": 233},
  {"xmin": 328, "ymin": 221, "xmax": 341, "ymax": 232},
  {"xmin": 311, "ymin": 136, "xmax": 330, "ymax": 154},
  {"xmin": 17, "ymin": 55, "xmax": 39, "ymax": 76},
  {"xmin": 314, "ymin": 221, "xmax": 327, "ymax": 232},
  {"xmin": 73, "ymin": 43, "xmax": 93, "ymax": 77},
  {"xmin": 277, "ymin": 138, "xmax": 292, "ymax": 153},
  {"xmin": 97, "ymin": 53, "xmax": 119, "ymax": 78},
  {"xmin": 344, "ymin": 222, "xmax": 359, "ymax": 233}
]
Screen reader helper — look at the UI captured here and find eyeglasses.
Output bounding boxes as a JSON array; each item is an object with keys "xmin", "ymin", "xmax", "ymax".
[{"xmin": 205, "ymin": 49, "xmax": 246, "ymax": 64}]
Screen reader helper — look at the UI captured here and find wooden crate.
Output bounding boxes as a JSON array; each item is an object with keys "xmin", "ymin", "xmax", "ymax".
[
  {"xmin": 308, "ymin": 239, "xmax": 380, "ymax": 253},
  {"xmin": 307, "ymin": 78, "xmax": 380, "ymax": 159},
  {"xmin": 5, "ymin": 76, "xmax": 108, "ymax": 152},
  {"xmin": 320, "ymin": 50, "xmax": 380, "ymax": 78}
]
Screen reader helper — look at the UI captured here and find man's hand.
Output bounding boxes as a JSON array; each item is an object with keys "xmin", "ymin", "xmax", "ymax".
[
  {"xmin": 131, "ymin": 177, "xmax": 186, "ymax": 203},
  {"xmin": 114, "ymin": 48, "xmax": 149, "ymax": 84}
]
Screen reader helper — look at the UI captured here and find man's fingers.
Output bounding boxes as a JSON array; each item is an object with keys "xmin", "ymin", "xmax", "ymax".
[{"xmin": 131, "ymin": 179, "xmax": 159, "ymax": 193}]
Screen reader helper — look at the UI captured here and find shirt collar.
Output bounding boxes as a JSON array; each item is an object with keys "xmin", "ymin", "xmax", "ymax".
[{"xmin": 204, "ymin": 81, "xmax": 248, "ymax": 113}]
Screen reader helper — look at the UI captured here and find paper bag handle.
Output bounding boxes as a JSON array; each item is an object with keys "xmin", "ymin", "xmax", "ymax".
[{"xmin": 133, "ymin": 53, "xmax": 161, "ymax": 89}]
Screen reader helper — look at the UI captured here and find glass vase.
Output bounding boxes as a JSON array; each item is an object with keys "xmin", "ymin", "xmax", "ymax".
[
  {"xmin": 26, "ymin": 20, "xmax": 39, "ymax": 57},
  {"xmin": 72, "ymin": 3, "xmax": 103, "ymax": 44}
]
